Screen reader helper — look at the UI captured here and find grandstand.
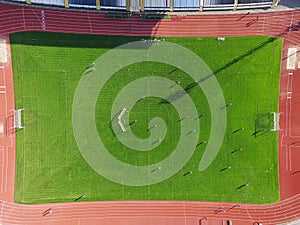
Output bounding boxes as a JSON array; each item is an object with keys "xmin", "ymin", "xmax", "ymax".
[{"xmin": 1, "ymin": 0, "xmax": 279, "ymax": 11}]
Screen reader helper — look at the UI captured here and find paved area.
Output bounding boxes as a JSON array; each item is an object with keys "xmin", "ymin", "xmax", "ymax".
[
  {"xmin": 278, "ymin": 0, "xmax": 300, "ymax": 10},
  {"xmin": 280, "ymin": 219, "xmax": 300, "ymax": 225}
]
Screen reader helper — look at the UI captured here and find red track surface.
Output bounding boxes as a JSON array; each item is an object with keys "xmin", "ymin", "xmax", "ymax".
[{"xmin": 0, "ymin": 3, "xmax": 300, "ymax": 225}]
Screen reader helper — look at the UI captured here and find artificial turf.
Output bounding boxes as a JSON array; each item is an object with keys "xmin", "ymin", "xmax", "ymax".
[{"xmin": 10, "ymin": 32, "xmax": 282, "ymax": 204}]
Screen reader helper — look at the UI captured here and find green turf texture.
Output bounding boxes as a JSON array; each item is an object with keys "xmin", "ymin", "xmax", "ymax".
[{"xmin": 10, "ymin": 32, "xmax": 282, "ymax": 204}]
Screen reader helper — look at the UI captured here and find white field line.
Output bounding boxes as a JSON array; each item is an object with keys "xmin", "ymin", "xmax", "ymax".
[
  {"xmin": 3, "ymin": 58, "xmax": 7, "ymax": 117},
  {"xmin": 289, "ymin": 146, "xmax": 293, "ymax": 172},
  {"xmin": 0, "ymin": 147, "xmax": 3, "ymax": 166},
  {"xmin": 0, "ymin": 146, "xmax": 3, "ymax": 193},
  {"xmin": 286, "ymin": 146, "xmax": 289, "ymax": 172},
  {"xmin": 287, "ymin": 73, "xmax": 293, "ymax": 137},
  {"xmin": 4, "ymin": 146, "xmax": 8, "ymax": 192},
  {"xmin": 287, "ymin": 75, "xmax": 300, "ymax": 138},
  {"xmin": 0, "ymin": 122, "xmax": 3, "ymax": 137},
  {"xmin": 22, "ymin": 8, "xmax": 26, "ymax": 30}
]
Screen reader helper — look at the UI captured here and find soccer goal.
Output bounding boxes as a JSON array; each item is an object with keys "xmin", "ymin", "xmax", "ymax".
[
  {"xmin": 270, "ymin": 112, "xmax": 281, "ymax": 131},
  {"xmin": 14, "ymin": 109, "xmax": 24, "ymax": 129},
  {"xmin": 117, "ymin": 107, "xmax": 127, "ymax": 132},
  {"xmin": 254, "ymin": 112, "xmax": 280, "ymax": 137}
]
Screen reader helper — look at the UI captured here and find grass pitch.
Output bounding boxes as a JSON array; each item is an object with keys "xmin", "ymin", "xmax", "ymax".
[{"xmin": 11, "ymin": 32, "xmax": 282, "ymax": 204}]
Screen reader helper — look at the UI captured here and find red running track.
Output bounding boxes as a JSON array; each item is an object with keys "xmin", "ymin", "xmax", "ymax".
[{"xmin": 0, "ymin": 3, "xmax": 300, "ymax": 225}]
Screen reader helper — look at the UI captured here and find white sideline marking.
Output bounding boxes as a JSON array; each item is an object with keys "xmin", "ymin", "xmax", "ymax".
[
  {"xmin": 0, "ymin": 146, "xmax": 3, "ymax": 193},
  {"xmin": 0, "ymin": 122, "xmax": 3, "ymax": 136},
  {"xmin": 0, "ymin": 40, "xmax": 7, "ymax": 63},
  {"xmin": 0, "ymin": 147, "xmax": 3, "ymax": 165},
  {"xmin": 287, "ymin": 48, "xmax": 297, "ymax": 70}
]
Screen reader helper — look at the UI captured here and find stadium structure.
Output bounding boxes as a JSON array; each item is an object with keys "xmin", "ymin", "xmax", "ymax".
[
  {"xmin": 0, "ymin": 0, "xmax": 300, "ymax": 225},
  {"xmin": 2, "ymin": 0, "xmax": 280, "ymax": 11}
]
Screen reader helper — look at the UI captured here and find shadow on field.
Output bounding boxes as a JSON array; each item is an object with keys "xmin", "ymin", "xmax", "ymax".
[
  {"xmin": 10, "ymin": 31, "xmax": 144, "ymax": 49},
  {"xmin": 161, "ymin": 37, "xmax": 278, "ymax": 104},
  {"xmin": 252, "ymin": 113, "xmax": 272, "ymax": 137}
]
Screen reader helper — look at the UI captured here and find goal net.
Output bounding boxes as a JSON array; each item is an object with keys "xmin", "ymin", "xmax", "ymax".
[{"xmin": 254, "ymin": 112, "xmax": 280, "ymax": 137}]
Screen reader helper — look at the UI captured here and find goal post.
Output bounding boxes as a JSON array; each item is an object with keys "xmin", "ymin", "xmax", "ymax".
[{"xmin": 14, "ymin": 109, "xmax": 24, "ymax": 129}]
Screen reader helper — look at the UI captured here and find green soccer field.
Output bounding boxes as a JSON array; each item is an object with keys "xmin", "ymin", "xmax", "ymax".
[{"xmin": 11, "ymin": 32, "xmax": 282, "ymax": 204}]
